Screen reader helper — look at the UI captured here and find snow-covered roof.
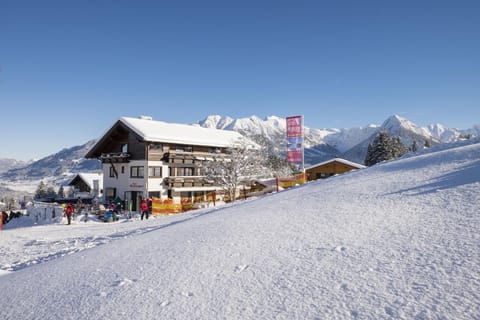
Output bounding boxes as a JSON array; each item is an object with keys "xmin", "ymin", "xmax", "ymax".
[
  {"xmin": 250, "ymin": 178, "xmax": 278, "ymax": 188},
  {"xmin": 69, "ymin": 172, "xmax": 103, "ymax": 190},
  {"xmin": 305, "ymin": 157, "xmax": 366, "ymax": 170},
  {"xmin": 120, "ymin": 116, "xmax": 244, "ymax": 147}
]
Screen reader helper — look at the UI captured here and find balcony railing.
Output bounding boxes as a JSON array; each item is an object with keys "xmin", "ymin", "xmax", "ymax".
[
  {"xmin": 99, "ymin": 152, "xmax": 131, "ymax": 163},
  {"xmin": 163, "ymin": 151, "xmax": 228, "ymax": 164},
  {"xmin": 163, "ymin": 176, "xmax": 214, "ymax": 189}
]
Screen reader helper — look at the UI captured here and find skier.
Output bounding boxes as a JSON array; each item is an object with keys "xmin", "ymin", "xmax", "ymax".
[
  {"xmin": 140, "ymin": 199, "xmax": 149, "ymax": 220},
  {"xmin": 65, "ymin": 203, "xmax": 73, "ymax": 225}
]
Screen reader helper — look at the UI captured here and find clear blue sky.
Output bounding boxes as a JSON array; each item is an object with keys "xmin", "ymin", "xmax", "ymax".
[{"xmin": 1, "ymin": 0, "xmax": 479, "ymax": 161}]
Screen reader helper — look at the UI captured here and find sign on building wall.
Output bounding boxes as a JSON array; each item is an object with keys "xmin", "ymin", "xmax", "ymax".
[{"xmin": 286, "ymin": 115, "xmax": 303, "ymax": 164}]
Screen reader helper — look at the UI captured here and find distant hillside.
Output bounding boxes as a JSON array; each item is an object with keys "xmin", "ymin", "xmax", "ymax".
[
  {"xmin": 0, "ymin": 140, "xmax": 101, "ymax": 182},
  {"xmin": 0, "ymin": 158, "xmax": 28, "ymax": 174}
]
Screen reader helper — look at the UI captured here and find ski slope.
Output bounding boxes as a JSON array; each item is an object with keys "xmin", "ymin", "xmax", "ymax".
[{"xmin": 0, "ymin": 140, "xmax": 479, "ymax": 319}]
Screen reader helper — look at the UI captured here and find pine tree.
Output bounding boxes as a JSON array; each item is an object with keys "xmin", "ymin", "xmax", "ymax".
[
  {"xmin": 365, "ymin": 132, "xmax": 391, "ymax": 166},
  {"xmin": 364, "ymin": 132, "xmax": 407, "ymax": 166},
  {"xmin": 410, "ymin": 140, "xmax": 419, "ymax": 152},
  {"xmin": 46, "ymin": 186, "xmax": 57, "ymax": 198},
  {"xmin": 391, "ymin": 137, "xmax": 408, "ymax": 158},
  {"xmin": 57, "ymin": 185, "xmax": 65, "ymax": 199},
  {"xmin": 34, "ymin": 181, "xmax": 47, "ymax": 200}
]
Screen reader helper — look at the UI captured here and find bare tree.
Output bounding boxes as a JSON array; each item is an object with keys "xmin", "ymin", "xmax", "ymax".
[
  {"xmin": 203, "ymin": 138, "xmax": 269, "ymax": 202},
  {"xmin": 248, "ymin": 134, "xmax": 294, "ymax": 177}
]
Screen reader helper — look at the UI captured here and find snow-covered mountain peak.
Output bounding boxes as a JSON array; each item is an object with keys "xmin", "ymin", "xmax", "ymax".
[
  {"xmin": 381, "ymin": 114, "xmax": 413, "ymax": 130},
  {"xmin": 427, "ymin": 123, "xmax": 447, "ymax": 137},
  {"xmin": 197, "ymin": 115, "xmax": 234, "ymax": 129},
  {"xmin": 231, "ymin": 116, "xmax": 285, "ymax": 137},
  {"xmin": 263, "ymin": 115, "xmax": 285, "ymax": 127},
  {"xmin": 380, "ymin": 114, "xmax": 433, "ymax": 142}
]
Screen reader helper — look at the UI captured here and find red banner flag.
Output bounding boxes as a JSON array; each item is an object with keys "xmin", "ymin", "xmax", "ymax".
[{"xmin": 286, "ymin": 116, "xmax": 303, "ymax": 164}]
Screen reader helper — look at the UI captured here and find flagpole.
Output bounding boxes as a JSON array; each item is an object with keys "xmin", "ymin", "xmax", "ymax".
[{"xmin": 302, "ymin": 115, "xmax": 305, "ymax": 182}]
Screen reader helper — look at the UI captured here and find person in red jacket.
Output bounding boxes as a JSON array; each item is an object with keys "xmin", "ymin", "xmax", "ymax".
[
  {"xmin": 65, "ymin": 203, "xmax": 73, "ymax": 225},
  {"xmin": 140, "ymin": 199, "xmax": 149, "ymax": 220}
]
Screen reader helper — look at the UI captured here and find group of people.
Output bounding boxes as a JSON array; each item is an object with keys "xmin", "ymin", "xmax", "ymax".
[{"xmin": 62, "ymin": 198, "xmax": 152, "ymax": 224}]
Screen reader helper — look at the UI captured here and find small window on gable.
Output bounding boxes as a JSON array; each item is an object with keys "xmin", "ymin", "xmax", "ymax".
[{"xmin": 121, "ymin": 143, "xmax": 128, "ymax": 153}]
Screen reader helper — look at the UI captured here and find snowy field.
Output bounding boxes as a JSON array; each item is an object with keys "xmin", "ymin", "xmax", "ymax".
[{"xmin": 0, "ymin": 140, "xmax": 479, "ymax": 319}]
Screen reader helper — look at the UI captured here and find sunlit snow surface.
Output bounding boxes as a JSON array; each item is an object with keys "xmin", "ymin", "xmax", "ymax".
[{"xmin": 1, "ymin": 141, "xmax": 479, "ymax": 319}]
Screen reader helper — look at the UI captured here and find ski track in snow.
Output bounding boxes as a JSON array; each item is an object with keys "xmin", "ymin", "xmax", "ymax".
[{"xmin": 0, "ymin": 213, "xmax": 205, "ymax": 272}]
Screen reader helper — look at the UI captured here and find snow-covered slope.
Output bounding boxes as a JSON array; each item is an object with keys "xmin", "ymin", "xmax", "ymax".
[{"xmin": 0, "ymin": 139, "xmax": 479, "ymax": 319}]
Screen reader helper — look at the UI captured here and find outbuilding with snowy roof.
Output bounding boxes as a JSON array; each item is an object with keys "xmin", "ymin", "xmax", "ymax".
[
  {"xmin": 67, "ymin": 172, "xmax": 103, "ymax": 198},
  {"xmin": 305, "ymin": 157, "xmax": 366, "ymax": 181}
]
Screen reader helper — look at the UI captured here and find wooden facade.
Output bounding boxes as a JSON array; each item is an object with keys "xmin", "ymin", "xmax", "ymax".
[{"xmin": 305, "ymin": 158, "xmax": 365, "ymax": 181}]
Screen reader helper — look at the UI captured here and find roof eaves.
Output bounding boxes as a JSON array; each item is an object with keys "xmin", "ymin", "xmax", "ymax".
[{"xmin": 305, "ymin": 158, "xmax": 366, "ymax": 170}]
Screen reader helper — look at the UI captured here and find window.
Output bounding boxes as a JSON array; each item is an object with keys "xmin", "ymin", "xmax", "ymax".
[
  {"xmin": 148, "ymin": 166, "xmax": 162, "ymax": 177},
  {"xmin": 149, "ymin": 143, "xmax": 163, "ymax": 151},
  {"xmin": 208, "ymin": 147, "xmax": 221, "ymax": 154},
  {"xmin": 109, "ymin": 167, "xmax": 116, "ymax": 177},
  {"xmin": 177, "ymin": 167, "xmax": 193, "ymax": 176},
  {"xmin": 130, "ymin": 166, "xmax": 144, "ymax": 178},
  {"xmin": 121, "ymin": 166, "xmax": 125, "ymax": 174},
  {"xmin": 176, "ymin": 145, "xmax": 193, "ymax": 153},
  {"xmin": 105, "ymin": 187, "xmax": 116, "ymax": 199},
  {"xmin": 180, "ymin": 191, "xmax": 192, "ymax": 199},
  {"xmin": 121, "ymin": 143, "xmax": 128, "ymax": 153}
]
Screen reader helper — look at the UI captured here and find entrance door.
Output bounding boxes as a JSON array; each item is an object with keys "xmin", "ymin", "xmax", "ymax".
[{"xmin": 125, "ymin": 191, "xmax": 144, "ymax": 212}]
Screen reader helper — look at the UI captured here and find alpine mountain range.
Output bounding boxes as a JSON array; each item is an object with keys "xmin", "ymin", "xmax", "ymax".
[
  {"xmin": 1, "ymin": 114, "xmax": 479, "ymax": 185},
  {"xmin": 196, "ymin": 114, "xmax": 479, "ymax": 165}
]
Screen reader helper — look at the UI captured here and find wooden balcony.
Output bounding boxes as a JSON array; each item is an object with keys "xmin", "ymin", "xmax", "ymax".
[
  {"xmin": 99, "ymin": 152, "xmax": 131, "ymax": 163},
  {"xmin": 163, "ymin": 176, "xmax": 215, "ymax": 189},
  {"xmin": 163, "ymin": 151, "xmax": 228, "ymax": 164}
]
